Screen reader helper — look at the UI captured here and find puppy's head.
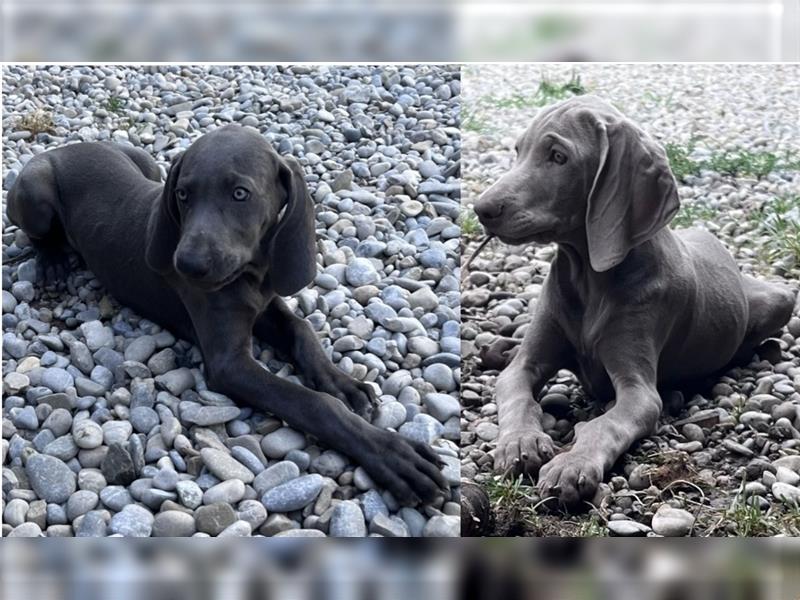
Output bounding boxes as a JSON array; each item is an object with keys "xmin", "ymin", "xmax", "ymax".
[
  {"xmin": 474, "ymin": 95, "xmax": 679, "ymax": 271},
  {"xmin": 145, "ymin": 125, "xmax": 316, "ymax": 295}
]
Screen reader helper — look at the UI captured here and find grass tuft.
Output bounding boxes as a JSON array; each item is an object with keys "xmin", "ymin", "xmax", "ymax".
[
  {"xmin": 756, "ymin": 194, "xmax": 800, "ymax": 270},
  {"xmin": 728, "ymin": 498, "xmax": 774, "ymax": 537},
  {"xmin": 104, "ymin": 95, "xmax": 127, "ymax": 114},
  {"xmin": 666, "ymin": 142, "xmax": 800, "ymax": 181},
  {"xmin": 462, "ymin": 70, "xmax": 588, "ymax": 136},
  {"xmin": 535, "ymin": 69, "xmax": 586, "ymax": 104},
  {"xmin": 485, "ymin": 474, "xmax": 537, "ymax": 513},
  {"xmin": 671, "ymin": 201, "xmax": 719, "ymax": 229},
  {"xmin": 459, "ymin": 208, "xmax": 483, "ymax": 236},
  {"xmin": 15, "ymin": 109, "xmax": 55, "ymax": 135},
  {"xmin": 575, "ymin": 514, "xmax": 607, "ymax": 537},
  {"xmin": 485, "ymin": 70, "xmax": 587, "ymax": 112},
  {"xmin": 460, "ymin": 105, "xmax": 488, "ymax": 134},
  {"xmin": 665, "ymin": 143, "xmax": 697, "ymax": 181}
]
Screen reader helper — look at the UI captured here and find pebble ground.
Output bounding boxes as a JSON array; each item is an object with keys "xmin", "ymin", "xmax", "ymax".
[
  {"xmin": 2, "ymin": 65, "xmax": 461, "ymax": 537},
  {"xmin": 461, "ymin": 64, "xmax": 800, "ymax": 537}
]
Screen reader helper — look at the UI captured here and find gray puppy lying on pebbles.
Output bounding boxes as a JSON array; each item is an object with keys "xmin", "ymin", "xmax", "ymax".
[
  {"xmin": 7, "ymin": 124, "xmax": 447, "ymax": 507},
  {"xmin": 473, "ymin": 95, "xmax": 796, "ymax": 505}
]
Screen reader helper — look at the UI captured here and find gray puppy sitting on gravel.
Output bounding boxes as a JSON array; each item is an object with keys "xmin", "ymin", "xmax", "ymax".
[
  {"xmin": 473, "ymin": 95, "xmax": 797, "ymax": 505},
  {"xmin": 7, "ymin": 124, "xmax": 447, "ymax": 507}
]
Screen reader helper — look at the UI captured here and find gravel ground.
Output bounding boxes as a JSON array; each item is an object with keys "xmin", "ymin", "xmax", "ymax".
[
  {"xmin": 461, "ymin": 64, "xmax": 800, "ymax": 537},
  {"xmin": 2, "ymin": 64, "xmax": 461, "ymax": 537}
]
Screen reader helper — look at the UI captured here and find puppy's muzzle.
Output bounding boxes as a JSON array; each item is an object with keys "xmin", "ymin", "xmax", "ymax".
[
  {"xmin": 474, "ymin": 197, "xmax": 504, "ymax": 223},
  {"xmin": 175, "ymin": 250, "xmax": 212, "ymax": 279}
]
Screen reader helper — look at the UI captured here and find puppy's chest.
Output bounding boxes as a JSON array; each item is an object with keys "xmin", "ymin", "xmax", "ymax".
[
  {"xmin": 556, "ymin": 286, "xmax": 609, "ymax": 357},
  {"xmin": 553, "ymin": 283, "xmax": 614, "ymax": 397}
]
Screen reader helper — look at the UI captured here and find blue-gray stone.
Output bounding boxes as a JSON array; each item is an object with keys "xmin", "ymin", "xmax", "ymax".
[
  {"xmin": 374, "ymin": 401, "xmax": 407, "ymax": 430},
  {"xmin": 12, "ymin": 405, "xmax": 38, "ymax": 430},
  {"xmin": 67, "ymin": 490, "xmax": 99, "ymax": 520},
  {"xmin": 2, "ymin": 333, "xmax": 27, "ymax": 359},
  {"xmin": 311, "ymin": 450, "xmax": 348, "ymax": 479},
  {"xmin": 176, "ymin": 480, "xmax": 203, "ymax": 509},
  {"xmin": 231, "ymin": 446, "xmax": 265, "ymax": 474},
  {"xmin": 80, "ymin": 320, "xmax": 115, "ymax": 351},
  {"xmin": 130, "ymin": 406, "xmax": 159, "ymax": 433},
  {"xmin": 26, "ymin": 453, "xmax": 77, "ymax": 503},
  {"xmin": 43, "ymin": 435, "xmax": 79, "ymax": 461},
  {"xmin": 17, "ymin": 258, "xmax": 38, "ymax": 283},
  {"xmin": 69, "ymin": 341, "xmax": 95, "ymax": 374},
  {"xmin": 361, "ymin": 489, "xmax": 389, "ymax": 522},
  {"xmin": 422, "ymin": 363, "xmax": 455, "ymax": 391},
  {"xmin": 329, "ymin": 500, "xmax": 367, "ymax": 537},
  {"xmin": 398, "ymin": 419, "xmax": 442, "ymax": 445},
  {"xmin": 12, "ymin": 281, "xmax": 35, "ymax": 302},
  {"xmin": 2, "ymin": 290, "xmax": 18, "ymax": 313},
  {"xmin": 345, "ymin": 258, "xmax": 380, "ymax": 286},
  {"xmin": 262, "ymin": 474, "xmax": 324, "ymax": 512},
  {"xmin": 399, "ymin": 507, "xmax": 427, "ymax": 537},
  {"xmin": 109, "ymin": 504, "xmax": 154, "ymax": 537},
  {"xmin": 261, "ymin": 427, "xmax": 307, "ymax": 459},
  {"xmin": 76, "ymin": 510, "xmax": 108, "ymax": 537},
  {"xmin": 41, "ymin": 367, "xmax": 74, "ymax": 393},
  {"xmin": 180, "ymin": 401, "xmax": 240, "ymax": 426},
  {"xmin": 152, "ymin": 468, "xmax": 179, "ymax": 491},
  {"xmin": 47, "ymin": 503, "xmax": 68, "ymax": 525},
  {"xmin": 124, "ymin": 336, "xmax": 157, "ymax": 363},
  {"xmin": 419, "ymin": 247, "xmax": 447, "ymax": 268},
  {"xmin": 253, "ymin": 460, "xmax": 300, "ymax": 495},
  {"xmin": 423, "ymin": 393, "xmax": 460, "ymax": 421}
]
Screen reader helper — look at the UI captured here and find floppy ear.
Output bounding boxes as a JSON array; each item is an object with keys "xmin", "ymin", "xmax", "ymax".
[
  {"xmin": 585, "ymin": 117, "xmax": 679, "ymax": 272},
  {"xmin": 269, "ymin": 156, "xmax": 317, "ymax": 296},
  {"xmin": 145, "ymin": 153, "xmax": 183, "ymax": 274}
]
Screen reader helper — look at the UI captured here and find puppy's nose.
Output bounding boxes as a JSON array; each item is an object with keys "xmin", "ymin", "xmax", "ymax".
[
  {"xmin": 474, "ymin": 199, "xmax": 504, "ymax": 221},
  {"xmin": 175, "ymin": 252, "xmax": 211, "ymax": 279}
]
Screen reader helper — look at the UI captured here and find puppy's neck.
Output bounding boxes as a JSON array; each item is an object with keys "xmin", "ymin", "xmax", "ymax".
[
  {"xmin": 554, "ymin": 228, "xmax": 670, "ymax": 292},
  {"xmin": 554, "ymin": 230, "xmax": 591, "ymax": 274}
]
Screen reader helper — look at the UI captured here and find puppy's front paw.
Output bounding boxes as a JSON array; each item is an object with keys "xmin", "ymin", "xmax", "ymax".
[
  {"xmin": 34, "ymin": 247, "xmax": 74, "ymax": 287},
  {"xmin": 343, "ymin": 378, "xmax": 379, "ymax": 421},
  {"xmin": 493, "ymin": 429, "xmax": 555, "ymax": 477},
  {"xmin": 313, "ymin": 373, "xmax": 378, "ymax": 421},
  {"xmin": 479, "ymin": 337, "xmax": 520, "ymax": 370},
  {"xmin": 360, "ymin": 430, "xmax": 448, "ymax": 507},
  {"xmin": 333, "ymin": 376, "xmax": 378, "ymax": 421},
  {"xmin": 537, "ymin": 450, "xmax": 604, "ymax": 506}
]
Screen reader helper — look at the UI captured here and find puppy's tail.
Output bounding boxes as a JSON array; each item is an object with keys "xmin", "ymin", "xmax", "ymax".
[{"xmin": 463, "ymin": 234, "xmax": 495, "ymax": 273}]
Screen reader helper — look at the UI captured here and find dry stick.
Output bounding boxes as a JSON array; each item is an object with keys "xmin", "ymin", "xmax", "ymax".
[
  {"xmin": 463, "ymin": 234, "xmax": 495, "ymax": 273},
  {"xmin": 3, "ymin": 247, "xmax": 36, "ymax": 265}
]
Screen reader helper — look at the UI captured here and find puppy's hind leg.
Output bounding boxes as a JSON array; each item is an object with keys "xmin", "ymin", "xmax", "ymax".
[
  {"xmin": 732, "ymin": 275, "xmax": 796, "ymax": 364},
  {"xmin": 117, "ymin": 145, "xmax": 162, "ymax": 182},
  {"xmin": 7, "ymin": 158, "xmax": 75, "ymax": 285}
]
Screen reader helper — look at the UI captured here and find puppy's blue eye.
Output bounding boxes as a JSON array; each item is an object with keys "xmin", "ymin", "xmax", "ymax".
[
  {"xmin": 175, "ymin": 189, "xmax": 188, "ymax": 202},
  {"xmin": 551, "ymin": 150, "xmax": 567, "ymax": 165},
  {"xmin": 233, "ymin": 187, "xmax": 250, "ymax": 201}
]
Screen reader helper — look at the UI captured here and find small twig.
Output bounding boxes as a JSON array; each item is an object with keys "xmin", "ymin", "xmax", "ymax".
[
  {"xmin": 530, "ymin": 495, "xmax": 559, "ymax": 513},
  {"xmin": 660, "ymin": 479, "xmax": 707, "ymax": 505},
  {"xmin": 582, "ymin": 499, "xmax": 604, "ymax": 518},
  {"xmin": 463, "ymin": 234, "xmax": 495, "ymax": 272}
]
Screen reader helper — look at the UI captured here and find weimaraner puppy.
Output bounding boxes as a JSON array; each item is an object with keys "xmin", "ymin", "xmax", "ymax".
[
  {"xmin": 6, "ymin": 125, "xmax": 446, "ymax": 506},
  {"xmin": 473, "ymin": 95, "xmax": 796, "ymax": 505}
]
